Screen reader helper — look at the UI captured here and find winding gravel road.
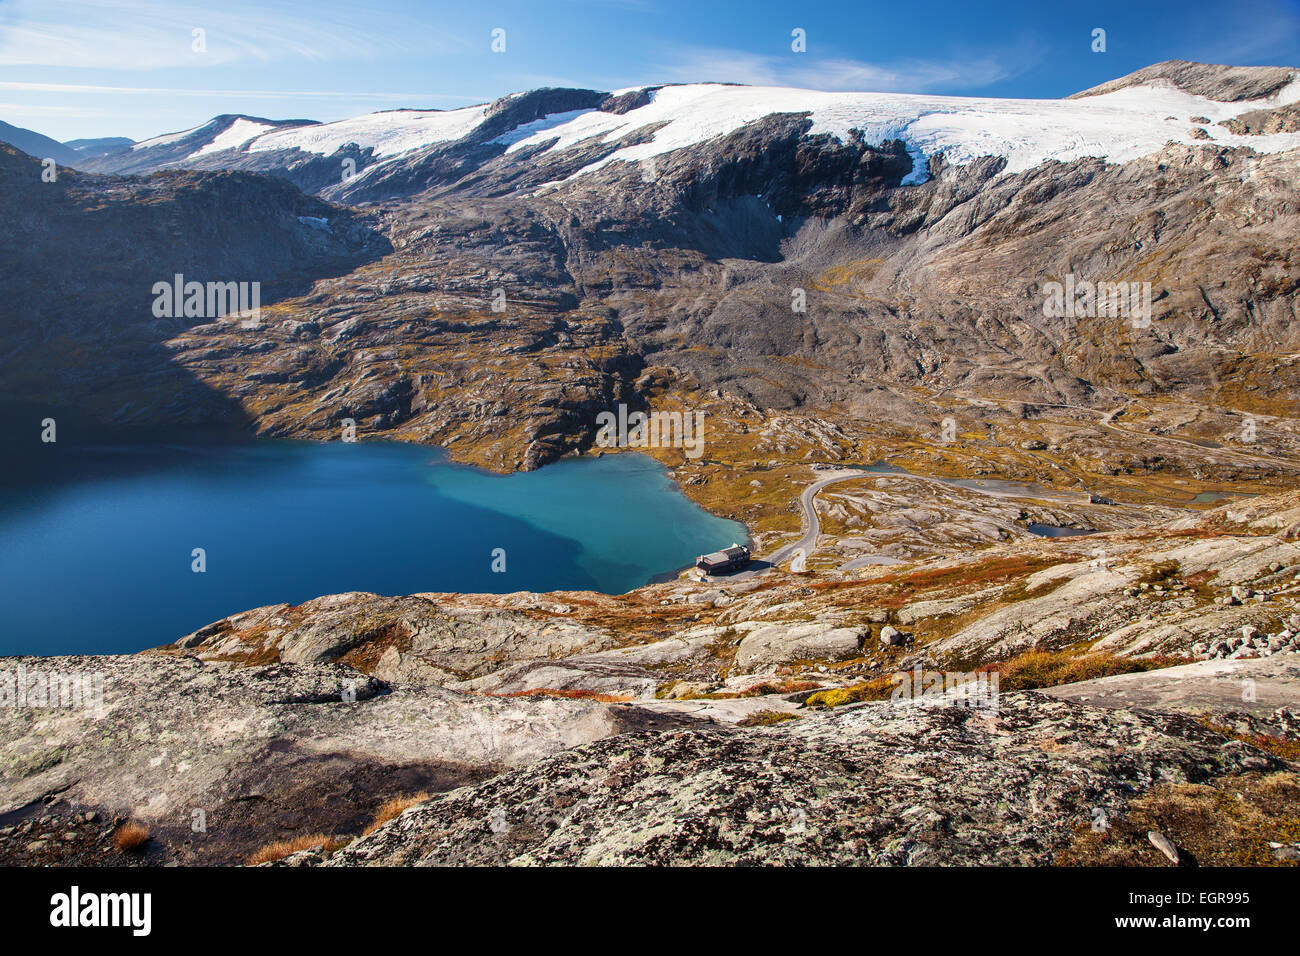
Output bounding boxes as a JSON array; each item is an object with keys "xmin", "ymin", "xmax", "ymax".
[{"xmin": 762, "ymin": 469, "xmax": 864, "ymax": 569}]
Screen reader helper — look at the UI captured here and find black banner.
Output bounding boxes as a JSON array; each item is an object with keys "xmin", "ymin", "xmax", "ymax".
[{"xmin": 0, "ymin": 866, "xmax": 1283, "ymax": 944}]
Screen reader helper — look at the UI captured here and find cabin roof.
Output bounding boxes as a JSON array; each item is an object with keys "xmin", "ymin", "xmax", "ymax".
[{"xmin": 698, "ymin": 545, "xmax": 750, "ymax": 566}]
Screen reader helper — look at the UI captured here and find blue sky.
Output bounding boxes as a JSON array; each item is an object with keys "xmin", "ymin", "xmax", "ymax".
[{"xmin": 2, "ymin": 0, "xmax": 1299, "ymax": 142}]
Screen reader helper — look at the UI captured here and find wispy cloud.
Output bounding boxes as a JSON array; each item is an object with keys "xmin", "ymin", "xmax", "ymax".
[
  {"xmin": 0, "ymin": 0, "xmax": 460, "ymax": 69},
  {"xmin": 0, "ymin": 80, "xmax": 485, "ymax": 102},
  {"xmin": 651, "ymin": 44, "xmax": 1036, "ymax": 94},
  {"xmin": 0, "ymin": 100, "xmax": 103, "ymax": 117}
]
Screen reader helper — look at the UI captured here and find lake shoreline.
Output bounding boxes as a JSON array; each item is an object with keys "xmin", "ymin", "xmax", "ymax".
[{"xmin": 0, "ymin": 434, "xmax": 747, "ymax": 656}]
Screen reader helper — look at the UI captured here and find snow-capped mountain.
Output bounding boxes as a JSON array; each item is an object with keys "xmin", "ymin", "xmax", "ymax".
[
  {"xmin": 482, "ymin": 77, "xmax": 1300, "ymax": 182},
  {"xmin": 80, "ymin": 114, "xmax": 317, "ymax": 176},
  {"xmin": 82, "ymin": 60, "xmax": 1300, "ymax": 202}
]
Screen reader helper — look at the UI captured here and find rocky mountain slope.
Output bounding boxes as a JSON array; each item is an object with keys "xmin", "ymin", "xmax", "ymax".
[
  {"xmin": 0, "ymin": 144, "xmax": 390, "ymax": 423},
  {"xmin": 7, "ymin": 61, "xmax": 1295, "ymax": 514}
]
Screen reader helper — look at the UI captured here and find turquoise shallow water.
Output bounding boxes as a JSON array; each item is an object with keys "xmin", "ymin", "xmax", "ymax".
[{"xmin": 0, "ymin": 439, "xmax": 746, "ymax": 656}]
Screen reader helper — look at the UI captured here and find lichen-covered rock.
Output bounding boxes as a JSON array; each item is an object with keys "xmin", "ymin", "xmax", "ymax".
[{"xmin": 325, "ymin": 692, "xmax": 1284, "ymax": 866}]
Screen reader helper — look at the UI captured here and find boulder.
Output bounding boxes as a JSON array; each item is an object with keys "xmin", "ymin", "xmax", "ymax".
[
  {"xmin": 879, "ymin": 625, "xmax": 907, "ymax": 646},
  {"xmin": 734, "ymin": 622, "xmax": 866, "ymax": 668}
]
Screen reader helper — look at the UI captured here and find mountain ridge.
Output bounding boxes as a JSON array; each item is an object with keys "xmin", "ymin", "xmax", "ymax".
[{"xmin": 77, "ymin": 61, "xmax": 1300, "ymax": 206}]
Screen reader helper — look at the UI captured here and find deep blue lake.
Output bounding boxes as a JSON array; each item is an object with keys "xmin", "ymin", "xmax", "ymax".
[{"xmin": 0, "ymin": 438, "xmax": 746, "ymax": 656}]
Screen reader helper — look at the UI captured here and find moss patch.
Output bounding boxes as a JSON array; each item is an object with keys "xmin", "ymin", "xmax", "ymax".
[
  {"xmin": 737, "ymin": 710, "xmax": 801, "ymax": 727},
  {"xmin": 1059, "ymin": 772, "xmax": 1300, "ymax": 866},
  {"xmin": 804, "ymin": 674, "xmax": 897, "ymax": 709}
]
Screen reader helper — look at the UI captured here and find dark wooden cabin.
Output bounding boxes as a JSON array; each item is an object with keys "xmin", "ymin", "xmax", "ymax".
[{"xmin": 695, "ymin": 544, "xmax": 751, "ymax": 574}]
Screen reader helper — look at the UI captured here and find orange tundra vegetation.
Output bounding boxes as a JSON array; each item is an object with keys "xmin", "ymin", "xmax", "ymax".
[
  {"xmin": 245, "ymin": 834, "xmax": 348, "ymax": 866},
  {"xmin": 112, "ymin": 822, "xmax": 149, "ymax": 853},
  {"xmin": 363, "ymin": 792, "xmax": 431, "ymax": 836}
]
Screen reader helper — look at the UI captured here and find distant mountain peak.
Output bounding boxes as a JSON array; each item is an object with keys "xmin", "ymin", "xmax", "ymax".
[
  {"xmin": 62, "ymin": 136, "xmax": 134, "ymax": 159},
  {"xmin": 0, "ymin": 119, "xmax": 82, "ymax": 167}
]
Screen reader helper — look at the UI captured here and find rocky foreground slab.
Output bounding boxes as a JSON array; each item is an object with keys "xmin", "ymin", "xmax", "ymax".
[
  {"xmin": 320, "ymin": 691, "xmax": 1292, "ymax": 867},
  {"xmin": 2, "ymin": 649, "xmax": 1297, "ymax": 866}
]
